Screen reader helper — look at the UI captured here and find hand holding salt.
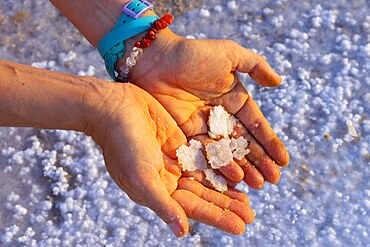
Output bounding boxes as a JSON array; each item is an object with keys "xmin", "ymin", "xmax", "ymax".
[{"xmin": 177, "ymin": 106, "xmax": 251, "ymax": 192}]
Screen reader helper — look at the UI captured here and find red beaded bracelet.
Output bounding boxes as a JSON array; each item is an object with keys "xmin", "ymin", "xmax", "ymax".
[
  {"xmin": 134, "ymin": 13, "xmax": 174, "ymax": 49},
  {"xmin": 118, "ymin": 13, "xmax": 174, "ymax": 81}
]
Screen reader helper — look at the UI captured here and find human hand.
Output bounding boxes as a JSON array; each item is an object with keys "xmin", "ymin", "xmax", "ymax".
[
  {"xmin": 83, "ymin": 82, "xmax": 254, "ymax": 236},
  {"xmin": 118, "ymin": 29, "xmax": 289, "ymax": 188}
]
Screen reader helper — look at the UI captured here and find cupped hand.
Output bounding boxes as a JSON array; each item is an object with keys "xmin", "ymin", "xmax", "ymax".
[
  {"xmin": 119, "ymin": 29, "xmax": 289, "ymax": 188},
  {"xmin": 83, "ymin": 82, "xmax": 253, "ymax": 236}
]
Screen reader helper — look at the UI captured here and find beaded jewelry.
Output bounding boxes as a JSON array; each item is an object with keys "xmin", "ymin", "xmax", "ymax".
[
  {"xmin": 118, "ymin": 47, "xmax": 143, "ymax": 78},
  {"xmin": 97, "ymin": 0, "xmax": 156, "ymax": 80},
  {"xmin": 118, "ymin": 14, "xmax": 174, "ymax": 81}
]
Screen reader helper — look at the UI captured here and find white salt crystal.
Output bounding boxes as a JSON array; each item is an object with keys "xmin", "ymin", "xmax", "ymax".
[
  {"xmin": 40, "ymin": 200, "xmax": 53, "ymax": 211},
  {"xmin": 11, "ymin": 151, "xmax": 24, "ymax": 164},
  {"xmin": 204, "ymin": 169, "xmax": 228, "ymax": 192},
  {"xmin": 346, "ymin": 120, "xmax": 358, "ymax": 137},
  {"xmin": 2, "ymin": 225, "xmax": 19, "ymax": 244},
  {"xmin": 30, "ymin": 61, "xmax": 48, "ymax": 69},
  {"xmin": 263, "ymin": 7, "xmax": 274, "ymax": 15},
  {"xmin": 199, "ymin": 9, "xmax": 210, "ymax": 18},
  {"xmin": 227, "ymin": 1, "xmax": 237, "ymax": 11},
  {"xmin": 176, "ymin": 140, "xmax": 208, "ymax": 171},
  {"xmin": 208, "ymin": 106, "xmax": 237, "ymax": 139},
  {"xmin": 205, "ymin": 139, "xmax": 233, "ymax": 169},
  {"xmin": 1, "ymin": 147, "xmax": 15, "ymax": 156},
  {"xmin": 4, "ymin": 166, "xmax": 12, "ymax": 173},
  {"xmin": 214, "ymin": 5, "xmax": 223, "ymax": 12},
  {"xmin": 58, "ymin": 51, "xmax": 76, "ymax": 62},
  {"xmin": 14, "ymin": 204, "xmax": 28, "ymax": 218},
  {"xmin": 7, "ymin": 193, "xmax": 20, "ymax": 202},
  {"xmin": 48, "ymin": 60, "xmax": 56, "ymax": 67},
  {"xmin": 186, "ymin": 35, "xmax": 196, "ymax": 39},
  {"xmin": 78, "ymin": 65, "xmax": 96, "ymax": 76},
  {"xmin": 18, "ymin": 227, "xmax": 35, "ymax": 243},
  {"xmin": 230, "ymin": 137, "xmax": 250, "ymax": 160}
]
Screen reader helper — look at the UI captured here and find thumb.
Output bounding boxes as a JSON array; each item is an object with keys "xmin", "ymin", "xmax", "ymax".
[
  {"xmin": 144, "ymin": 180, "xmax": 189, "ymax": 237},
  {"xmin": 228, "ymin": 41, "xmax": 282, "ymax": 87}
]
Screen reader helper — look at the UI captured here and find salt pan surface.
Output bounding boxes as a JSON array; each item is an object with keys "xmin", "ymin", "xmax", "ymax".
[{"xmin": 0, "ymin": 0, "xmax": 369, "ymax": 246}]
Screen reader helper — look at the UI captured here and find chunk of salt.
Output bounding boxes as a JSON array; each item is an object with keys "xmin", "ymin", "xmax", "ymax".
[
  {"xmin": 205, "ymin": 139, "xmax": 233, "ymax": 169},
  {"xmin": 176, "ymin": 139, "xmax": 208, "ymax": 171},
  {"xmin": 208, "ymin": 106, "xmax": 237, "ymax": 139},
  {"xmin": 230, "ymin": 137, "xmax": 250, "ymax": 160},
  {"xmin": 204, "ymin": 169, "xmax": 228, "ymax": 192}
]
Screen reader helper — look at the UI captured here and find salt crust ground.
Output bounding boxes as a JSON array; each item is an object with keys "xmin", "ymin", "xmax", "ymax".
[{"xmin": 0, "ymin": 0, "xmax": 369, "ymax": 246}]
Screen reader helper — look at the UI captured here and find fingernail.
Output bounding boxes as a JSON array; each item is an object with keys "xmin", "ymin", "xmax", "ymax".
[{"xmin": 168, "ymin": 222, "xmax": 184, "ymax": 237}]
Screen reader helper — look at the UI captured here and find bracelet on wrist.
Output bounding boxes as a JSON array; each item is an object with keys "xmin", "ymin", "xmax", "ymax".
[
  {"xmin": 97, "ymin": 0, "xmax": 155, "ymax": 81},
  {"xmin": 117, "ymin": 14, "xmax": 174, "ymax": 82}
]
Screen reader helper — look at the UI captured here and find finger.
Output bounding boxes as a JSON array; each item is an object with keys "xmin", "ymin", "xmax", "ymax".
[
  {"xmin": 182, "ymin": 170, "xmax": 213, "ymax": 187},
  {"xmin": 141, "ymin": 85, "xmax": 187, "ymax": 158},
  {"xmin": 172, "ymin": 190, "xmax": 246, "ymax": 235},
  {"xmin": 162, "ymin": 155, "xmax": 182, "ymax": 193},
  {"xmin": 236, "ymin": 96, "xmax": 290, "ymax": 167},
  {"xmin": 234, "ymin": 157, "xmax": 265, "ymax": 189},
  {"xmin": 182, "ymin": 170, "xmax": 237, "ymax": 188},
  {"xmin": 233, "ymin": 123, "xmax": 282, "ymax": 184},
  {"xmin": 178, "ymin": 178, "xmax": 254, "ymax": 224},
  {"xmin": 162, "ymin": 154, "xmax": 181, "ymax": 177},
  {"xmin": 229, "ymin": 41, "xmax": 282, "ymax": 87},
  {"xmin": 142, "ymin": 179, "xmax": 189, "ymax": 237},
  {"xmin": 223, "ymin": 188, "xmax": 250, "ymax": 205},
  {"xmin": 218, "ymin": 161, "xmax": 244, "ymax": 183}
]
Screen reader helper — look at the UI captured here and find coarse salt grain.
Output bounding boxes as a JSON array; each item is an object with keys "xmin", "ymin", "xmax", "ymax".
[
  {"xmin": 176, "ymin": 139, "xmax": 208, "ymax": 171},
  {"xmin": 346, "ymin": 120, "xmax": 358, "ymax": 137},
  {"xmin": 205, "ymin": 139, "xmax": 233, "ymax": 169},
  {"xmin": 230, "ymin": 137, "xmax": 250, "ymax": 160},
  {"xmin": 227, "ymin": 1, "xmax": 237, "ymax": 11},
  {"xmin": 204, "ymin": 169, "xmax": 228, "ymax": 192},
  {"xmin": 208, "ymin": 105, "xmax": 237, "ymax": 139},
  {"xmin": 199, "ymin": 9, "xmax": 210, "ymax": 18}
]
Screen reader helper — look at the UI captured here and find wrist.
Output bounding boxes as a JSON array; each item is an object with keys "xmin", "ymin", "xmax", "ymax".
[
  {"xmin": 80, "ymin": 77, "xmax": 116, "ymax": 139},
  {"xmin": 81, "ymin": 78, "xmax": 139, "ymax": 147},
  {"xmin": 116, "ymin": 27, "xmax": 183, "ymax": 81}
]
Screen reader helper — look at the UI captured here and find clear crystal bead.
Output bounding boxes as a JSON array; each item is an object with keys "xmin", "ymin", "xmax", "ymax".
[
  {"xmin": 126, "ymin": 56, "xmax": 136, "ymax": 67},
  {"xmin": 119, "ymin": 65, "xmax": 130, "ymax": 75},
  {"xmin": 130, "ymin": 51, "xmax": 139, "ymax": 58},
  {"xmin": 133, "ymin": 47, "xmax": 143, "ymax": 55}
]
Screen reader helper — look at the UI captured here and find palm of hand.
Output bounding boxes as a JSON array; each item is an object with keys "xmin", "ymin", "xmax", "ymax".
[
  {"xmin": 88, "ymin": 83, "xmax": 253, "ymax": 237},
  {"xmin": 128, "ymin": 36, "xmax": 289, "ymax": 187},
  {"xmin": 91, "ymin": 83, "xmax": 183, "ymax": 202},
  {"xmin": 131, "ymin": 39, "xmax": 247, "ymax": 136}
]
